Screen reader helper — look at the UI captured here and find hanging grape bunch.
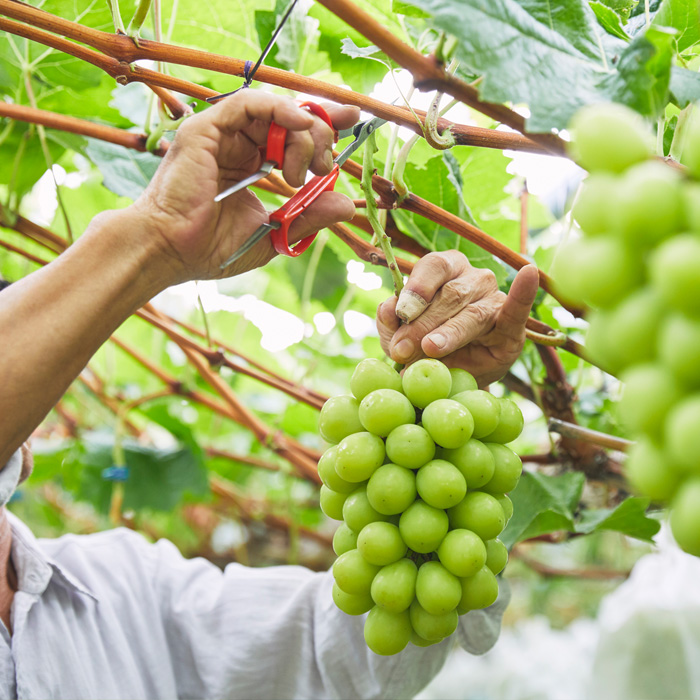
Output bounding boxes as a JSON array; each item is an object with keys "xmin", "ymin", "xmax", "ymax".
[
  {"xmin": 318, "ymin": 358, "xmax": 523, "ymax": 655},
  {"xmin": 554, "ymin": 102, "xmax": 700, "ymax": 557}
]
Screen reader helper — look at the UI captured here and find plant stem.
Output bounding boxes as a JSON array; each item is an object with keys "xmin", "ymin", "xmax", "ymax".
[
  {"xmin": 392, "ymin": 134, "xmax": 420, "ymax": 199},
  {"xmin": 127, "ymin": 0, "xmax": 152, "ymax": 37},
  {"xmin": 106, "ymin": 0, "xmax": 126, "ymax": 33},
  {"xmin": 670, "ymin": 104, "xmax": 694, "ymax": 162},
  {"xmin": 361, "ymin": 132, "xmax": 404, "ymax": 297}
]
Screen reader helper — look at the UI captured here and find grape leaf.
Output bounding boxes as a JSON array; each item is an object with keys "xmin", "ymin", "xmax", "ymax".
[
  {"xmin": 403, "ymin": 0, "xmax": 677, "ymax": 130},
  {"xmin": 500, "ymin": 471, "xmax": 585, "ymax": 548},
  {"xmin": 670, "ymin": 66, "xmax": 700, "ymax": 107},
  {"xmin": 591, "ymin": 1, "xmax": 631, "ymax": 40},
  {"xmin": 597, "ymin": 0, "xmax": 640, "ymax": 22},
  {"xmin": 653, "ymin": 0, "xmax": 700, "ymax": 52},
  {"xmin": 340, "ymin": 38, "xmax": 383, "ymax": 59},
  {"xmin": 576, "ymin": 496, "xmax": 661, "ymax": 542}
]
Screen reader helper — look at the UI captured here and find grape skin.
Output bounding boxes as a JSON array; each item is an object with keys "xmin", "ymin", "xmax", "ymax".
[{"xmin": 416, "ymin": 459, "xmax": 467, "ymax": 509}]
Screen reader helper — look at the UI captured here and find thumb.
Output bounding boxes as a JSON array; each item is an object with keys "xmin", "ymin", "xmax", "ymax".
[{"xmin": 496, "ymin": 264, "xmax": 539, "ymax": 338}]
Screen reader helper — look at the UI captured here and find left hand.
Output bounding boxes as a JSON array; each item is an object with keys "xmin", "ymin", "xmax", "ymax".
[{"xmin": 376, "ymin": 251, "xmax": 539, "ymax": 388}]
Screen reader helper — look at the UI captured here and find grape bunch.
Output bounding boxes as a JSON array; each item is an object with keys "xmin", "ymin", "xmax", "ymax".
[
  {"xmin": 317, "ymin": 357, "xmax": 523, "ymax": 655},
  {"xmin": 554, "ymin": 102, "xmax": 700, "ymax": 557}
]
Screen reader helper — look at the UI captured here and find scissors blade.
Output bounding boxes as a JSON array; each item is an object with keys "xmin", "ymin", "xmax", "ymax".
[
  {"xmin": 334, "ymin": 116, "xmax": 389, "ymax": 167},
  {"xmin": 220, "ymin": 221, "xmax": 280, "ymax": 269},
  {"xmin": 214, "ymin": 162, "xmax": 276, "ymax": 203}
]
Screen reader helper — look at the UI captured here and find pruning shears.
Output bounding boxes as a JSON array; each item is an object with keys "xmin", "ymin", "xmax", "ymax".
[{"xmin": 218, "ymin": 103, "xmax": 388, "ymax": 268}]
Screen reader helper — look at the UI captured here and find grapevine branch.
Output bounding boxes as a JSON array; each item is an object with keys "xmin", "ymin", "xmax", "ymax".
[
  {"xmin": 548, "ymin": 418, "xmax": 633, "ymax": 453},
  {"xmin": 0, "ymin": 2, "xmax": 548, "ymax": 154}
]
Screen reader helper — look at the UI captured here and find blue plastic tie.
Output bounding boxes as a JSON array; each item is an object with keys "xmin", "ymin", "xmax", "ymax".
[{"xmin": 102, "ymin": 466, "xmax": 130, "ymax": 482}]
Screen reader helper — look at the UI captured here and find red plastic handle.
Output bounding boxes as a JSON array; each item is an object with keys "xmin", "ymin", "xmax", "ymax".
[
  {"xmin": 263, "ymin": 101, "xmax": 336, "ymax": 169},
  {"xmin": 269, "ymin": 164, "xmax": 340, "ymax": 256}
]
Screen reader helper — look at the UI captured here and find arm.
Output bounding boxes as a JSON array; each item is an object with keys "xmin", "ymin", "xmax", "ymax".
[
  {"xmin": 377, "ymin": 251, "xmax": 539, "ymax": 388},
  {"xmin": 151, "ymin": 538, "xmax": 506, "ymax": 700},
  {"xmin": 0, "ymin": 92, "xmax": 359, "ymax": 466}
]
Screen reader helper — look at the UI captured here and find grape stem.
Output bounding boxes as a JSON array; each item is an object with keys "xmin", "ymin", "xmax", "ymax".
[
  {"xmin": 547, "ymin": 418, "xmax": 633, "ymax": 452},
  {"xmin": 361, "ymin": 131, "xmax": 404, "ymax": 298}
]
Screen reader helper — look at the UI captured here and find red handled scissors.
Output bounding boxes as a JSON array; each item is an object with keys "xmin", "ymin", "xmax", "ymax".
[{"xmin": 218, "ymin": 104, "xmax": 388, "ymax": 269}]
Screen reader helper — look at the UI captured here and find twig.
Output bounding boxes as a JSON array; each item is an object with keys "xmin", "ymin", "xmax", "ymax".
[{"xmin": 548, "ymin": 418, "xmax": 633, "ymax": 453}]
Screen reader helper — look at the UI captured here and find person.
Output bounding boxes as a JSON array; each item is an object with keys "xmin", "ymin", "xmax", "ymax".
[{"xmin": 0, "ymin": 91, "xmax": 538, "ymax": 699}]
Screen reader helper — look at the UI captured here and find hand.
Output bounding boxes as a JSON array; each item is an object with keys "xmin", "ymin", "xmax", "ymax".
[
  {"xmin": 133, "ymin": 91, "xmax": 360, "ymax": 283},
  {"xmin": 377, "ymin": 251, "xmax": 539, "ymax": 388}
]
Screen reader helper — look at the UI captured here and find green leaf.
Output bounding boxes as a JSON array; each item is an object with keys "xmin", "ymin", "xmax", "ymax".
[
  {"xmin": 340, "ymin": 38, "xmax": 383, "ymax": 59},
  {"xmin": 392, "ymin": 0, "xmax": 430, "ymax": 17},
  {"xmin": 653, "ymin": 0, "xmax": 700, "ymax": 52},
  {"xmin": 670, "ymin": 65, "xmax": 700, "ymax": 107},
  {"xmin": 591, "ymin": 1, "xmax": 631, "ymax": 40},
  {"xmin": 85, "ymin": 138, "xmax": 161, "ymax": 199},
  {"xmin": 576, "ymin": 496, "xmax": 661, "ymax": 542},
  {"xmin": 597, "ymin": 0, "xmax": 640, "ymax": 22},
  {"xmin": 500, "ymin": 471, "xmax": 585, "ymax": 548}
]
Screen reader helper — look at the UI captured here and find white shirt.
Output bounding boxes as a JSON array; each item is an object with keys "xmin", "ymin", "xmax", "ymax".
[{"xmin": 0, "ymin": 450, "xmax": 507, "ymax": 699}]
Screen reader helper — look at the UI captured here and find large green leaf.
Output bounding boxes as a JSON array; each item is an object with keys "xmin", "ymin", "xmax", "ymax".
[
  {"xmin": 404, "ymin": 0, "xmax": 677, "ymax": 130},
  {"xmin": 653, "ymin": 0, "xmax": 700, "ymax": 52},
  {"xmin": 576, "ymin": 496, "xmax": 661, "ymax": 542},
  {"xmin": 670, "ymin": 65, "xmax": 700, "ymax": 106}
]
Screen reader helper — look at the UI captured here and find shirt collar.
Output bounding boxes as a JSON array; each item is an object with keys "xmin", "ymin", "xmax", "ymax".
[{"xmin": 6, "ymin": 511, "xmax": 98, "ymax": 602}]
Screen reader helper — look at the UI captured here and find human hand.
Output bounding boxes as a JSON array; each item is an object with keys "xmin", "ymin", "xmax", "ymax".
[
  {"xmin": 133, "ymin": 91, "xmax": 360, "ymax": 283},
  {"xmin": 377, "ymin": 251, "xmax": 539, "ymax": 388}
]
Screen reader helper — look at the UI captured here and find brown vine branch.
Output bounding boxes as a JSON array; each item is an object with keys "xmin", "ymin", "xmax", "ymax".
[
  {"xmin": 311, "ymin": 0, "xmax": 567, "ymax": 156},
  {"xmin": 548, "ymin": 418, "xmax": 633, "ymax": 453},
  {"xmin": 0, "ymin": 1, "xmax": 548, "ymax": 154},
  {"xmin": 510, "ymin": 547, "xmax": 630, "ymax": 579}
]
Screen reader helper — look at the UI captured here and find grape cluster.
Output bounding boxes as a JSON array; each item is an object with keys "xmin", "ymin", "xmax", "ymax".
[
  {"xmin": 318, "ymin": 357, "xmax": 523, "ymax": 655},
  {"xmin": 555, "ymin": 103, "xmax": 700, "ymax": 557}
]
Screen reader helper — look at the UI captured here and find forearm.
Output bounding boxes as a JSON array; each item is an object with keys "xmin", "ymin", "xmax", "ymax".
[{"xmin": 0, "ymin": 207, "xmax": 171, "ymax": 465}]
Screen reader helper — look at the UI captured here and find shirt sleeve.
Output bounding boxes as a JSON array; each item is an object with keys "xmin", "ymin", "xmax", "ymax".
[
  {"xmin": 152, "ymin": 537, "xmax": 506, "ymax": 700},
  {"xmin": 0, "ymin": 449, "xmax": 22, "ymax": 507}
]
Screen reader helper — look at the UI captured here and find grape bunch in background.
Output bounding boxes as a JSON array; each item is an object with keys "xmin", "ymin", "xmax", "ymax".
[
  {"xmin": 554, "ymin": 102, "xmax": 700, "ymax": 557},
  {"xmin": 317, "ymin": 358, "xmax": 523, "ymax": 655}
]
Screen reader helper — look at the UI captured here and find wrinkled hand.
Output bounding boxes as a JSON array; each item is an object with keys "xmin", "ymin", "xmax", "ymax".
[
  {"xmin": 134, "ymin": 91, "xmax": 360, "ymax": 283},
  {"xmin": 377, "ymin": 251, "xmax": 539, "ymax": 388}
]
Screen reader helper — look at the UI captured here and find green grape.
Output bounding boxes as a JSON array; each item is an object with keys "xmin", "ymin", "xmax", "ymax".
[
  {"xmin": 551, "ymin": 237, "xmax": 589, "ymax": 305},
  {"xmin": 650, "ymin": 234, "xmax": 700, "ymax": 317},
  {"xmin": 335, "ymin": 432, "xmax": 385, "ymax": 482},
  {"xmin": 319, "ymin": 486, "xmax": 347, "ymax": 521},
  {"xmin": 399, "ymin": 501, "xmax": 449, "ymax": 553},
  {"xmin": 385, "ymin": 424, "xmax": 436, "ymax": 469},
  {"xmin": 481, "ymin": 444, "xmax": 523, "ymax": 494},
  {"xmin": 659, "ymin": 313, "xmax": 700, "ymax": 388},
  {"xmin": 409, "ymin": 600, "xmax": 459, "ymax": 641},
  {"xmin": 449, "ymin": 368, "xmax": 478, "ymax": 396},
  {"xmin": 415, "ymin": 561, "xmax": 462, "ymax": 615},
  {"xmin": 624, "ymin": 437, "xmax": 680, "ymax": 502},
  {"xmin": 410, "ymin": 631, "xmax": 440, "ymax": 647},
  {"xmin": 421, "ymin": 398, "xmax": 474, "ymax": 449},
  {"xmin": 495, "ymin": 494, "xmax": 513, "ymax": 523},
  {"xmin": 683, "ymin": 183, "xmax": 700, "ymax": 232},
  {"xmin": 402, "ymin": 359, "xmax": 452, "ymax": 409},
  {"xmin": 605, "ymin": 289, "xmax": 664, "ymax": 371},
  {"xmin": 572, "ymin": 174, "xmax": 619, "ymax": 235},
  {"xmin": 457, "ymin": 566, "xmax": 499, "ymax": 613},
  {"xmin": 367, "ymin": 464, "xmax": 417, "ymax": 515},
  {"xmin": 359, "ymin": 389, "xmax": 415, "ymax": 437},
  {"xmin": 333, "ymin": 549, "xmax": 381, "ymax": 595},
  {"xmin": 363, "ymin": 606, "xmax": 412, "ymax": 656},
  {"xmin": 568, "ymin": 102, "xmax": 653, "ymax": 174},
  {"xmin": 370, "ymin": 558, "xmax": 417, "ymax": 613},
  {"xmin": 350, "ymin": 358, "xmax": 402, "ymax": 400},
  {"xmin": 332, "ymin": 583, "xmax": 374, "ymax": 616},
  {"xmin": 448, "ymin": 492, "xmax": 505, "ymax": 540},
  {"xmin": 437, "ymin": 529, "xmax": 487, "ymax": 578},
  {"xmin": 443, "ymin": 439, "xmax": 496, "ymax": 489},
  {"xmin": 342, "ymin": 486, "xmax": 391, "ymax": 532},
  {"xmin": 357, "ymin": 521, "xmax": 407, "ymax": 566},
  {"xmin": 484, "ymin": 539, "xmax": 508, "ymax": 575},
  {"xmin": 680, "ymin": 109, "xmax": 700, "ymax": 178},
  {"xmin": 618, "ymin": 364, "xmax": 682, "ymax": 439},
  {"xmin": 612, "ymin": 161, "xmax": 683, "ymax": 245},
  {"xmin": 482, "ymin": 399, "xmax": 524, "ymax": 444},
  {"xmin": 318, "ymin": 395, "xmax": 363, "ymax": 444},
  {"xmin": 666, "ymin": 395, "xmax": 700, "ymax": 473},
  {"xmin": 670, "ymin": 478, "xmax": 700, "ymax": 556},
  {"xmin": 332, "ymin": 523, "xmax": 358, "ymax": 556},
  {"xmin": 317, "ymin": 446, "xmax": 357, "ymax": 494},
  {"xmin": 416, "ymin": 459, "xmax": 467, "ymax": 509},
  {"xmin": 451, "ymin": 390, "xmax": 501, "ymax": 439},
  {"xmin": 585, "ymin": 309, "xmax": 623, "ymax": 375},
  {"xmin": 574, "ymin": 237, "xmax": 642, "ymax": 309}
]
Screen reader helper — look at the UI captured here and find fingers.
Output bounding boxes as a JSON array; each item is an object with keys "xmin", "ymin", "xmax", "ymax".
[
  {"xmin": 285, "ymin": 191, "xmax": 356, "ymax": 245},
  {"xmin": 320, "ymin": 103, "xmax": 361, "ymax": 131},
  {"xmin": 377, "ymin": 296, "xmax": 400, "ymax": 356},
  {"xmin": 395, "ymin": 251, "xmax": 470, "ymax": 323},
  {"xmin": 495, "ymin": 264, "xmax": 539, "ymax": 341}
]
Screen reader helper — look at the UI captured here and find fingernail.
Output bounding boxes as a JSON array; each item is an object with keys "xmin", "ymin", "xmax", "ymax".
[
  {"xmin": 396, "ymin": 289, "xmax": 428, "ymax": 323},
  {"xmin": 393, "ymin": 339, "xmax": 415, "ymax": 361},
  {"xmin": 323, "ymin": 150, "xmax": 334, "ymax": 171},
  {"xmin": 428, "ymin": 333, "xmax": 446, "ymax": 349}
]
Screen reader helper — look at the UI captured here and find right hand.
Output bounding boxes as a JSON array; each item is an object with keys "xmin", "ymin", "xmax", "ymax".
[{"xmin": 131, "ymin": 91, "xmax": 360, "ymax": 283}]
